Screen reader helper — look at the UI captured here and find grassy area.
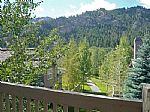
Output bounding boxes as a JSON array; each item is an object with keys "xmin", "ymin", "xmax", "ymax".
[
  {"xmin": 91, "ymin": 77, "xmax": 108, "ymax": 93},
  {"xmin": 83, "ymin": 83, "xmax": 92, "ymax": 92},
  {"xmin": 82, "ymin": 83, "xmax": 108, "ymax": 95}
]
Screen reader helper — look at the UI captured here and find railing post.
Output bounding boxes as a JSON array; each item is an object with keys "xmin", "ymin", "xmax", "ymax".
[
  {"xmin": 0, "ymin": 92, "xmax": 4, "ymax": 112},
  {"xmin": 143, "ymin": 84, "xmax": 150, "ymax": 112},
  {"xmin": 6, "ymin": 94, "xmax": 10, "ymax": 112},
  {"xmin": 35, "ymin": 100, "xmax": 39, "ymax": 112},
  {"xmin": 26, "ymin": 98, "xmax": 31, "ymax": 112},
  {"xmin": 74, "ymin": 107, "xmax": 79, "ymax": 112},
  {"xmin": 18, "ymin": 97, "xmax": 23, "ymax": 112},
  {"xmin": 12, "ymin": 95, "xmax": 16, "ymax": 112},
  {"xmin": 53, "ymin": 103, "xmax": 57, "ymax": 112},
  {"xmin": 63, "ymin": 105, "xmax": 68, "ymax": 112},
  {"xmin": 44, "ymin": 101, "xmax": 48, "ymax": 112}
]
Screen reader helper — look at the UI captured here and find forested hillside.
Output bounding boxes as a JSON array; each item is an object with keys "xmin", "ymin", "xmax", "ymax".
[{"xmin": 34, "ymin": 6, "xmax": 150, "ymax": 48}]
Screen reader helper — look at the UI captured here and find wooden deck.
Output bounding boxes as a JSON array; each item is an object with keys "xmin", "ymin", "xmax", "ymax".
[{"xmin": 0, "ymin": 81, "xmax": 145, "ymax": 112}]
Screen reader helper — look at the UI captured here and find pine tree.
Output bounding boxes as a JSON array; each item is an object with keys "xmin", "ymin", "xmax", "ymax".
[{"xmin": 124, "ymin": 35, "xmax": 150, "ymax": 99}]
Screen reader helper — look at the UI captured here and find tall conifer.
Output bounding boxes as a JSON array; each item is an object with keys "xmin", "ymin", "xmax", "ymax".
[{"xmin": 124, "ymin": 36, "xmax": 150, "ymax": 99}]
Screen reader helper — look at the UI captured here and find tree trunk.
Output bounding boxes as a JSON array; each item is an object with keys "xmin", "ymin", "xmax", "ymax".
[{"xmin": 52, "ymin": 61, "xmax": 57, "ymax": 89}]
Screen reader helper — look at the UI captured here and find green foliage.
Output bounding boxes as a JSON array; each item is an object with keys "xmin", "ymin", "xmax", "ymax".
[
  {"xmin": 79, "ymin": 38, "xmax": 91, "ymax": 87},
  {"xmin": 0, "ymin": 0, "xmax": 41, "ymax": 47},
  {"xmin": 61, "ymin": 38, "xmax": 81, "ymax": 90},
  {"xmin": 61, "ymin": 36, "xmax": 132, "ymax": 93},
  {"xmin": 0, "ymin": 0, "xmax": 63, "ymax": 86},
  {"xmin": 99, "ymin": 36, "xmax": 132, "ymax": 96},
  {"xmin": 0, "ymin": 0, "xmax": 40, "ymax": 84},
  {"xmin": 124, "ymin": 35, "xmax": 150, "ymax": 99},
  {"xmin": 0, "ymin": 30, "xmax": 60, "ymax": 85},
  {"xmin": 61, "ymin": 38, "xmax": 92, "ymax": 91},
  {"xmin": 90, "ymin": 47, "xmax": 109, "ymax": 75}
]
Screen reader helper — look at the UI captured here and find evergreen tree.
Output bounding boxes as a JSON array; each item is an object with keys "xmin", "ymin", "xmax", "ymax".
[{"xmin": 124, "ymin": 35, "xmax": 150, "ymax": 99}]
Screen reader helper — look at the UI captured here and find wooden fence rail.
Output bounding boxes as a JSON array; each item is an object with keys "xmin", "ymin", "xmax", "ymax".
[{"xmin": 0, "ymin": 81, "xmax": 143, "ymax": 112}]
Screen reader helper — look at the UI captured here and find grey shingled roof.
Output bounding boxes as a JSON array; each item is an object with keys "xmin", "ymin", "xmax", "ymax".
[
  {"xmin": 0, "ymin": 48, "xmax": 35, "ymax": 62},
  {"xmin": 0, "ymin": 48, "xmax": 12, "ymax": 62}
]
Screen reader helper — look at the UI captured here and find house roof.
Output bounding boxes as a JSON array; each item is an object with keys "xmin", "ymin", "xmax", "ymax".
[
  {"xmin": 0, "ymin": 48, "xmax": 12, "ymax": 62},
  {"xmin": 0, "ymin": 48, "xmax": 35, "ymax": 62}
]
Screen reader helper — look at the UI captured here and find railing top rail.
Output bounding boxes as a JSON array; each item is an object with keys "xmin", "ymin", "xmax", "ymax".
[{"xmin": 0, "ymin": 81, "xmax": 142, "ymax": 112}]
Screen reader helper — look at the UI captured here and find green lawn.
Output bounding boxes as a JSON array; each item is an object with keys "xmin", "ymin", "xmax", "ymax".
[
  {"xmin": 83, "ymin": 83, "xmax": 92, "ymax": 92},
  {"xmin": 91, "ymin": 77, "xmax": 108, "ymax": 93}
]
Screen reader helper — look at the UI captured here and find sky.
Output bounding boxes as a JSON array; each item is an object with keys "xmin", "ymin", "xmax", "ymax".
[{"xmin": 34, "ymin": 0, "xmax": 150, "ymax": 18}]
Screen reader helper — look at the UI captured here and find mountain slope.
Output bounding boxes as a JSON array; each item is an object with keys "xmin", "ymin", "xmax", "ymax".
[{"xmin": 36, "ymin": 6, "xmax": 150, "ymax": 47}]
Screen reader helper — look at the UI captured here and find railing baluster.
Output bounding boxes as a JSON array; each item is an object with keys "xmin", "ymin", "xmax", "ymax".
[
  {"xmin": 12, "ymin": 95, "xmax": 16, "ymax": 112},
  {"xmin": 53, "ymin": 103, "xmax": 57, "ymax": 112},
  {"xmin": 44, "ymin": 101, "xmax": 48, "ymax": 112},
  {"xmin": 74, "ymin": 107, "xmax": 79, "ymax": 112},
  {"xmin": 18, "ymin": 97, "xmax": 23, "ymax": 112},
  {"xmin": 26, "ymin": 98, "xmax": 31, "ymax": 112},
  {"xmin": 0, "ymin": 93, "xmax": 4, "ymax": 112},
  {"xmin": 87, "ymin": 109, "xmax": 92, "ymax": 112},
  {"xmin": 35, "ymin": 100, "xmax": 39, "ymax": 112},
  {"xmin": 6, "ymin": 94, "xmax": 10, "ymax": 112},
  {"xmin": 63, "ymin": 105, "xmax": 68, "ymax": 112}
]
